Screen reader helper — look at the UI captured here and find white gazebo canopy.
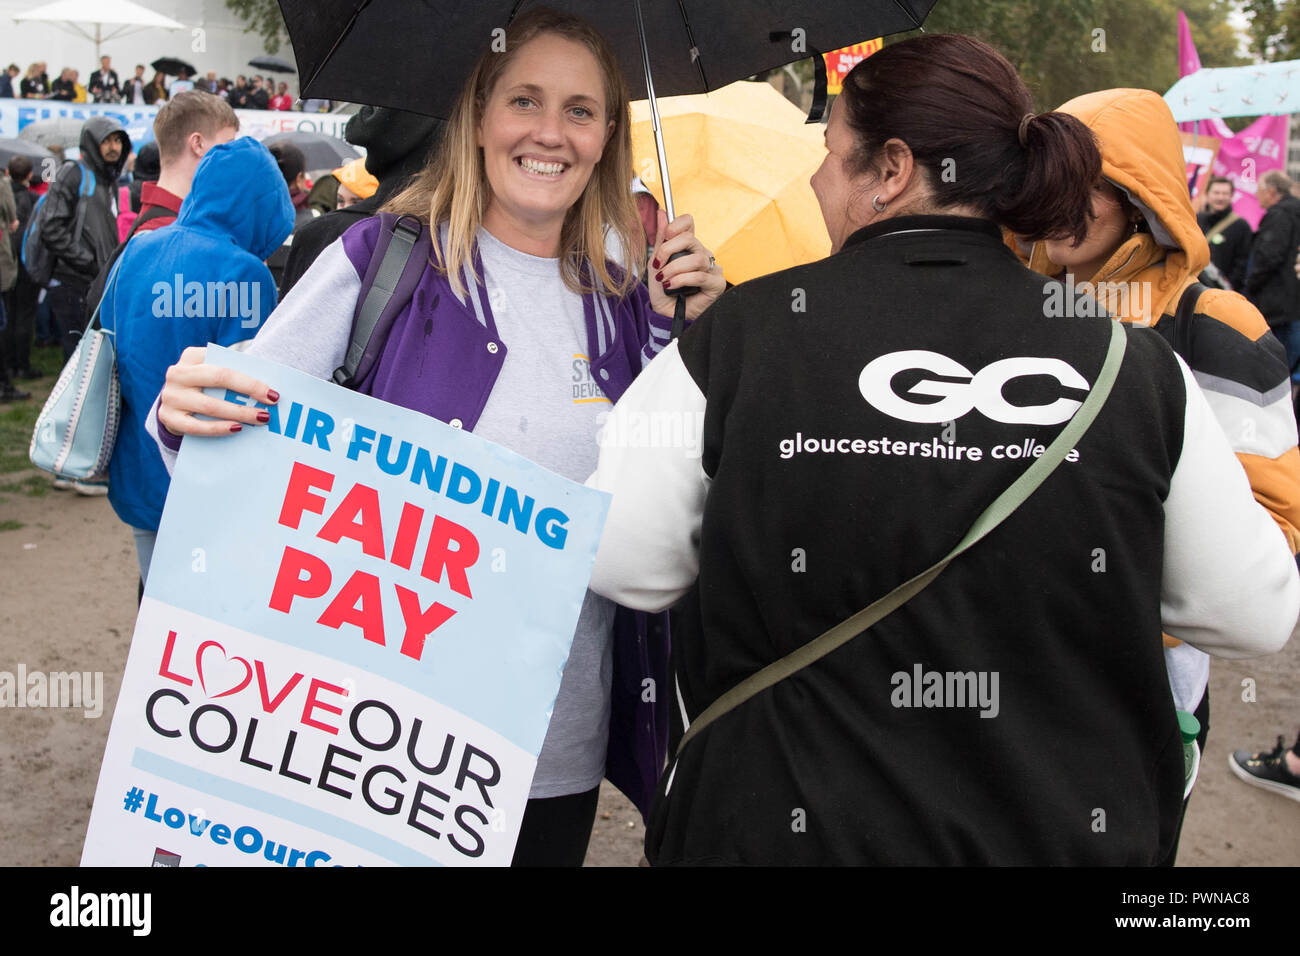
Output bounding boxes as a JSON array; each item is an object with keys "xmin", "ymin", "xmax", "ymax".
[{"xmin": 14, "ymin": 0, "xmax": 185, "ymax": 58}]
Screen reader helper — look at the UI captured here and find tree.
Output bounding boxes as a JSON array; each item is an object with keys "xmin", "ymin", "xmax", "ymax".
[
  {"xmin": 1239, "ymin": 0, "xmax": 1300, "ymax": 60},
  {"xmin": 226, "ymin": 0, "xmax": 288, "ymax": 55},
  {"xmin": 896, "ymin": 0, "xmax": 1246, "ymax": 110}
]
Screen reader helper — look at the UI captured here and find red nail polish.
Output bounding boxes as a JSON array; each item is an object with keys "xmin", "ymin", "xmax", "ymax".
[
  {"xmin": 266, "ymin": 389, "xmax": 280, "ymax": 403},
  {"xmin": 256, "ymin": 410, "xmax": 270, "ymax": 423},
  {"xmin": 663, "ymin": 281, "xmax": 672, "ymax": 291},
  {"xmin": 652, "ymin": 259, "xmax": 660, "ymax": 269},
  {"xmin": 230, "ymin": 423, "xmax": 242, "ymax": 433},
  {"xmin": 656, "ymin": 271, "xmax": 664, "ymax": 282}
]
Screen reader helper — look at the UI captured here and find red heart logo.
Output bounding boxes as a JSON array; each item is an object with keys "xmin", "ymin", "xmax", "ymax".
[{"xmin": 195, "ymin": 641, "xmax": 252, "ymax": 699}]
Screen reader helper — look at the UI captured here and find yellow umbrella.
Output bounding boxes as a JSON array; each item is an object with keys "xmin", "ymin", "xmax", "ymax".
[{"xmin": 630, "ymin": 80, "xmax": 831, "ymax": 285}]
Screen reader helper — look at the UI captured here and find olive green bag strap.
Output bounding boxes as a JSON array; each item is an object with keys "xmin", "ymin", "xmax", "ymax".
[{"xmin": 675, "ymin": 320, "xmax": 1128, "ymax": 757}]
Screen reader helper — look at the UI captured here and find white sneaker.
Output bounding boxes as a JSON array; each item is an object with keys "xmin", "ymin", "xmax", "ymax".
[
  {"xmin": 72, "ymin": 480, "xmax": 109, "ymax": 497},
  {"xmin": 52, "ymin": 478, "xmax": 73, "ymax": 490}
]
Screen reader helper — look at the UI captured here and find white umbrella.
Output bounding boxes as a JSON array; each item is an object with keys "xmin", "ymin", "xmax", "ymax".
[{"xmin": 13, "ymin": 0, "xmax": 186, "ymax": 59}]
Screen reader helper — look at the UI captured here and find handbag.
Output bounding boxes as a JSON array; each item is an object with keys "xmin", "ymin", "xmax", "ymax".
[
  {"xmin": 28, "ymin": 261, "xmax": 124, "ymax": 480},
  {"xmin": 674, "ymin": 318, "xmax": 1129, "ymax": 757}
]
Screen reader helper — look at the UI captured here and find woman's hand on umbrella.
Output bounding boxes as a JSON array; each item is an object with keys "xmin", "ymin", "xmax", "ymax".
[
  {"xmin": 648, "ymin": 210, "xmax": 725, "ymax": 321},
  {"xmin": 158, "ymin": 346, "xmax": 279, "ymax": 437}
]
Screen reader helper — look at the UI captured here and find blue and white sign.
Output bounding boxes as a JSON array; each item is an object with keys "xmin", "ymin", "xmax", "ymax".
[{"xmin": 82, "ymin": 347, "xmax": 609, "ymax": 866}]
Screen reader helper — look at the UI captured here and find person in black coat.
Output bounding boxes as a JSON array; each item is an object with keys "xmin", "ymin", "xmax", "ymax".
[
  {"xmin": 19, "ymin": 63, "xmax": 48, "ymax": 98},
  {"xmin": 585, "ymin": 32, "xmax": 1300, "ymax": 866},
  {"xmin": 228, "ymin": 75, "xmax": 249, "ymax": 110},
  {"xmin": 49, "ymin": 67, "xmax": 76, "ymax": 101},
  {"xmin": 1245, "ymin": 171, "xmax": 1300, "ymax": 377},
  {"xmin": 247, "ymin": 76, "xmax": 269, "ymax": 111},
  {"xmin": 0, "ymin": 65, "xmax": 19, "ymax": 99},
  {"xmin": 1197, "ymin": 176, "xmax": 1252, "ymax": 291},
  {"xmin": 39, "ymin": 117, "xmax": 131, "ymax": 359},
  {"xmin": 4, "ymin": 155, "xmax": 39, "ymax": 379},
  {"xmin": 87, "ymin": 57, "xmax": 120, "ymax": 103},
  {"xmin": 277, "ymin": 106, "xmax": 445, "ymax": 298}
]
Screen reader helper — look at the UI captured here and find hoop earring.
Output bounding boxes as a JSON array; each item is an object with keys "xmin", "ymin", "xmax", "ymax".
[{"xmin": 872, "ymin": 195, "xmax": 887, "ymax": 213}]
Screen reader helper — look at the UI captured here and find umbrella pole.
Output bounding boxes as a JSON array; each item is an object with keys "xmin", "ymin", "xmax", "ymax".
[
  {"xmin": 634, "ymin": 0, "xmax": 698, "ymax": 335},
  {"xmin": 634, "ymin": 0, "xmax": 678, "ymax": 221}
]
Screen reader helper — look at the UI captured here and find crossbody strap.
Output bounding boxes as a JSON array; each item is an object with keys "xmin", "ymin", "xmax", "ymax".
[
  {"xmin": 675, "ymin": 319, "xmax": 1128, "ymax": 756},
  {"xmin": 1203, "ymin": 211, "xmax": 1240, "ymax": 243},
  {"xmin": 333, "ymin": 215, "xmax": 422, "ymax": 388}
]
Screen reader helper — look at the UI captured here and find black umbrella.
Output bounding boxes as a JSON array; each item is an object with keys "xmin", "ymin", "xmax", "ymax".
[
  {"xmin": 278, "ymin": 0, "xmax": 939, "ymax": 219},
  {"xmin": 249, "ymin": 55, "xmax": 296, "ymax": 74},
  {"xmin": 0, "ymin": 137, "xmax": 56, "ymax": 169},
  {"xmin": 151, "ymin": 57, "xmax": 198, "ymax": 77},
  {"xmin": 261, "ymin": 131, "xmax": 361, "ymax": 171}
]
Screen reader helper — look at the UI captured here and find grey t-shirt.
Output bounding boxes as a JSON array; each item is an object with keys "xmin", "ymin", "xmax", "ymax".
[{"xmin": 474, "ymin": 227, "xmax": 616, "ymax": 799}]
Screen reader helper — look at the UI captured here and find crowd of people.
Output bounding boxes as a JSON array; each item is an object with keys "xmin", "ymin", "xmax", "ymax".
[
  {"xmin": 4, "ymin": 7, "xmax": 1300, "ymax": 867},
  {"xmin": 0, "ymin": 57, "xmax": 316, "ymax": 111},
  {"xmin": 1194, "ymin": 173, "xmax": 1300, "ymax": 382}
]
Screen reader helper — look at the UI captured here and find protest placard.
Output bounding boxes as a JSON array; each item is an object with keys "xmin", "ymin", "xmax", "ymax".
[{"xmin": 81, "ymin": 347, "xmax": 609, "ymax": 866}]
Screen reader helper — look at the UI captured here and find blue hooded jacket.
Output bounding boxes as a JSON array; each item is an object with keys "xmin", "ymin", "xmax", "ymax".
[{"xmin": 104, "ymin": 136, "xmax": 294, "ymax": 532}]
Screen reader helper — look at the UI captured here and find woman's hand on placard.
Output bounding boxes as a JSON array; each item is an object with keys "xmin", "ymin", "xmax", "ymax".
[
  {"xmin": 157, "ymin": 346, "xmax": 280, "ymax": 437},
  {"xmin": 647, "ymin": 210, "xmax": 726, "ymax": 321}
]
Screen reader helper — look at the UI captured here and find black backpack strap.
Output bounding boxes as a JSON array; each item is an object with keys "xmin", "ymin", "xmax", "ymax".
[
  {"xmin": 1159, "ymin": 281, "xmax": 1207, "ymax": 360},
  {"xmin": 333, "ymin": 214, "xmax": 427, "ymax": 389},
  {"xmin": 128, "ymin": 203, "xmax": 176, "ymax": 237},
  {"xmin": 82, "ymin": 205, "xmax": 177, "ymax": 328}
]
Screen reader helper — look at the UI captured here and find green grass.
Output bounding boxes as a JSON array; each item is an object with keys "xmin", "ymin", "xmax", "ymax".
[
  {"xmin": 0, "ymin": 473, "xmax": 52, "ymax": 497},
  {"xmin": 0, "ymin": 345, "xmax": 62, "ymax": 474},
  {"xmin": 0, "ymin": 518, "xmax": 23, "ymax": 532}
]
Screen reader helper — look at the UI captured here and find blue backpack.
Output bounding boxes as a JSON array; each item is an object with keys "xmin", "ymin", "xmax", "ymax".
[{"xmin": 20, "ymin": 159, "xmax": 95, "ymax": 287}]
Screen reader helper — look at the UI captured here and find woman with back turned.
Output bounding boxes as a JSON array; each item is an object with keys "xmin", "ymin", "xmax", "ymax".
[{"xmin": 585, "ymin": 34, "xmax": 1299, "ymax": 865}]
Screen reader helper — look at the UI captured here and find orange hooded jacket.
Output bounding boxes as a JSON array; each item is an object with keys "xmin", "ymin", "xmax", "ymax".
[{"xmin": 1023, "ymin": 89, "xmax": 1300, "ymax": 557}]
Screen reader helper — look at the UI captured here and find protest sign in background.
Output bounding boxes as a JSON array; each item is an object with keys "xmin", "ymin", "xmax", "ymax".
[
  {"xmin": 0, "ymin": 101, "xmax": 354, "ymax": 163},
  {"xmin": 81, "ymin": 347, "xmax": 609, "ymax": 866},
  {"xmin": 823, "ymin": 40, "xmax": 882, "ymax": 95},
  {"xmin": 1209, "ymin": 113, "xmax": 1290, "ymax": 230}
]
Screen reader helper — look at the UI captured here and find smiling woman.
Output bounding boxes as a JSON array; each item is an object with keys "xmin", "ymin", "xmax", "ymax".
[
  {"xmin": 152, "ymin": 6, "xmax": 725, "ymax": 867},
  {"xmin": 385, "ymin": 15, "xmax": 647, "ymax": 301}
]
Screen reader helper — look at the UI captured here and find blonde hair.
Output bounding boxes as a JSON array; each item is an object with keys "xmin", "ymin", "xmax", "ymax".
[{"xmin": 383, "ymin": 7, "xmax": 642, "ymax": 300}]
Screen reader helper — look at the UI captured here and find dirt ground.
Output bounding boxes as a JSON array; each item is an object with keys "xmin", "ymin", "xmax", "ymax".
[{"xmin": 1, "ymin": 473, "xmax": 1297, "ymax": 867}]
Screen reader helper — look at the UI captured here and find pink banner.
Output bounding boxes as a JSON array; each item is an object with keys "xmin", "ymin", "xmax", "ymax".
[
  {"xmin": 1209, "ymin": 113, "xmax": 1290, "ymax": 229},
  {"xmin": 1178, "ymin": 10, "xmax": 1234, "ymax": 139}
]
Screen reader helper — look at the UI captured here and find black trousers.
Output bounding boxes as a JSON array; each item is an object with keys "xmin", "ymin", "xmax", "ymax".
[
  {"xmin": 510, "ymin": 784, "xmax": 601, "ymax": 867},
  {"xmin": 3, "ymin": 272, "xmax": 38, "ymax": 372},
  {"xmin": 46, "ymin": 282, "xmax": 87, "ymax": 361}
]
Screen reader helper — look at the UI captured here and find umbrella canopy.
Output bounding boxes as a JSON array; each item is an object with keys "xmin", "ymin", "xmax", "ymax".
[
  {"xmin": 249, "ymin": 55, "xmax": 297, "ymax": 74},
  {"xmin": 13, "ymin": 0, "xmax": 185, "ymax": 59},
  {"xmin": 261, "ymin": 131, "xmax": 361, "ymax": 172},
  {"xmin": 630, "ymin": 80, "xmax": 830, "ymax": 283},
  {"xmin": 151, "ymin": 57, "xmax": 198, "ymax": 77},
  {"xmin": 1165, "ymin": 58, "xmax": 1300, "ymax": 122},
  {"xmin": 278, "ymin": 0, "xmax": 938, "ymax": 118},
  {"xmin": 18, "ymin": 117, "xmax": 86, "ymax": 151},
  {"xmin": 0, "ymin": 137, "xmax": 56, "ymax": 169}
]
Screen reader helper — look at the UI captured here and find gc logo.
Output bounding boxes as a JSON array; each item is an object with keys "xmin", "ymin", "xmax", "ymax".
[{"xmin": 859, "ymin": 351, "xmax": 1090, "ymax": 425}]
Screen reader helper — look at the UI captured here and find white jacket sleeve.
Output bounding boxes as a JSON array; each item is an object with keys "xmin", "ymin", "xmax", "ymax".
[
  {"xmin": 146, "ymin": 239, "xmax": 362, "ymax": 476},
  {"xmin": 1161, "ymin": 355, "xmax": 1300, "ymax": 656},
  {"xmin": 586, "ymin": 340, "xmax": 709, "ymax": 612}
]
